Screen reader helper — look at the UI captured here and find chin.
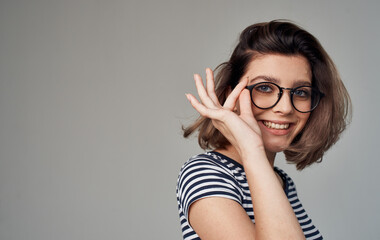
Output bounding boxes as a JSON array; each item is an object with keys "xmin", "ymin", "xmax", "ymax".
[
  {"xmin": 264, "ymin": 145, "xmax": 286, "ymax": 154},
  {"xmin": 262, "ymin": 139, "xmax": 290, "ymax": 153}
]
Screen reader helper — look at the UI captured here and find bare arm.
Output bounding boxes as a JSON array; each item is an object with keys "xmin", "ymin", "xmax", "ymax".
[{"xmin": 186, "ymin": 68, "xmax": 305, "ymax": 240}]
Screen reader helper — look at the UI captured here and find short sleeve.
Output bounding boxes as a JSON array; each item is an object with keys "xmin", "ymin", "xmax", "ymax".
[{"xmin": 177, "ymin": 157, "xmax": 243, "ymax": 220}]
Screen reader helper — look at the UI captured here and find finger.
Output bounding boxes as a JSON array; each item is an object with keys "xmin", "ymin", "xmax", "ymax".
[
  {"xmin": 224, "ymin": 77, "xmax": 248, "ymax": 109},
  {"xmin": 239, "ymin": 89, "xmax": 254, "ymax": 117},
  {"xmin": 194, "ymin": 74, "xmax": 218, "ymax": 108},
  {"xmin": 186, "ymin": 93, "xmax": 218, "ymax": 118},
  {"xmin": 239, "ymin": 89, "xmax": 260, "ymax": 132},
  {"xmin": 205, "ymin": 68, "xmax": 221, "ymax": 106}
]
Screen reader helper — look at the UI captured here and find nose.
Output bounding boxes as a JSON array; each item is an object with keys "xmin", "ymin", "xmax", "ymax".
[{"xmin": 272, "ymin": 91, "xmax": 294, "ymax": 114}]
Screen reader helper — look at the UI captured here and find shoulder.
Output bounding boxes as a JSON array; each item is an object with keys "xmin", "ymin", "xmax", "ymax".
[
  {"xmin": 177, "ymin": 152, "xmax": 243, "ymax": 218},
  {"xmin": 177, "ymin": 152, "xmax": 242, "ymax": 193},
  {"xmin": 178, "ymin": 152, "xmax": 235, "ymax": 180}
]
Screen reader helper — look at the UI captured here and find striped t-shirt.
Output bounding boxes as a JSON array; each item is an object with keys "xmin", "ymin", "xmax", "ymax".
[{"xmin": 176, "ymin": 151, "xmax": 323, "ymax": 240}]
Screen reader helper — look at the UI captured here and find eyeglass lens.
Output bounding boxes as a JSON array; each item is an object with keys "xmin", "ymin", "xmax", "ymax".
[{"xmin": 249, "ymin": 82, "xmax": 321, "ymax": 113}]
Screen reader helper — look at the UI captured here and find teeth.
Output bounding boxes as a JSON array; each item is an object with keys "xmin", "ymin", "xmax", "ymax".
[{"xmin": 264, "ymin": 121, "xmax": 290, "ymax": 130}]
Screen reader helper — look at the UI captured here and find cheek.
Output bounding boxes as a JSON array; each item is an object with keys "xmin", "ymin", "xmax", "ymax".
[
  {"xmin": 251, "ymin": 105, "xmax": 264, "ymax": 118},
  {"xmin": 296, "ymin": 113, "xmax": 311, "ymax": 132}
]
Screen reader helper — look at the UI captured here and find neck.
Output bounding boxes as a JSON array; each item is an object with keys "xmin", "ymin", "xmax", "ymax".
[{"xmin": 215, "ymin": 145, "xmax": 276, "ymax": 167}]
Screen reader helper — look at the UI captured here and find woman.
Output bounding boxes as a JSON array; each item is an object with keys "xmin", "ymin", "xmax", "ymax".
[{"xmin": 176, "ymin": 20, "xmax": 351, "ymax": 240}]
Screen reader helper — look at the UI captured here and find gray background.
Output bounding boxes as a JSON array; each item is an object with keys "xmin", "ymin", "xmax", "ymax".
[{"xmin": 1, "ymin": 0, "xmax": 379, "ymax": 239}]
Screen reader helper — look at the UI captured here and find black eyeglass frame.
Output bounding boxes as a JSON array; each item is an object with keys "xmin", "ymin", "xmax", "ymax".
[{"xmin": 245, "ymin": 82, "xmax": 325, "ymax": 113}]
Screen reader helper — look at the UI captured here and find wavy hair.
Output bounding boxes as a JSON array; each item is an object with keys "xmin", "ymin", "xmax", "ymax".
[{"xmin": 183, "ymin": 20, "xmax": 351, "ymax": 170}]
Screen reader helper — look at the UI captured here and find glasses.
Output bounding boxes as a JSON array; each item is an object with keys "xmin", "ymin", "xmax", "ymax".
[{"xmin": 246, "ymin": 82, "xmax": 325, "ymax": 113}]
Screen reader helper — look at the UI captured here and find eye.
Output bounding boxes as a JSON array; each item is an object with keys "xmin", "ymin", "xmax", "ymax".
[
  {"xmin": 254, "ymin": 83, "xmax": 274, "ymax": 93},
  {"xmin": 293, "ymin": 87, "xmax": 311, "ymax": 98}
]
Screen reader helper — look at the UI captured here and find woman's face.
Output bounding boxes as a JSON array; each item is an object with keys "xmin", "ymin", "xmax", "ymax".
[{"xmin": 242, "ymin": 54, "xmax": 312, "ymax": 155}]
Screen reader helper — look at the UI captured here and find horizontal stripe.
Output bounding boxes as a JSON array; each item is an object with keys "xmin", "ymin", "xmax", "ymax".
[{"xmin": 177, "ymin": 152, "xmax": 323, "ymax": 239}]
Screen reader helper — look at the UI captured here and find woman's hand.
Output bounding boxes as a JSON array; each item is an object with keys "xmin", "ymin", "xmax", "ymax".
[
  {"xmin": 186, "ymin": 68, "xmax": 265, "ymax": 158},
  {"xmin": 186, "ymin": 68, "xmax": 306, "ymax": 240}
]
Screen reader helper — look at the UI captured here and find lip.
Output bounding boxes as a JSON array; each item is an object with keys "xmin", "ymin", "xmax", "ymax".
[{"xmin": 259, "ymin": 120, "xmax": 294, "ymax": 136}]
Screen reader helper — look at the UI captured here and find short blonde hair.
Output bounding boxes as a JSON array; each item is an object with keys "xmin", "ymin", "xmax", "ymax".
[{"xmin": 183, "ymin": 20, "xmax": 352, "ymax": 170}]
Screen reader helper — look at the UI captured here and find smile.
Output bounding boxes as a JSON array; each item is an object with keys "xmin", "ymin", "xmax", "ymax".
[{"xmin": 263, "ymin": 121, "xmax": 290, "ymax": 130}]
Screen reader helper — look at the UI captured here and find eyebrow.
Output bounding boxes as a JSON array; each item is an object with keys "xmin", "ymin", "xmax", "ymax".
[{"xmin": 248, "ymin": 75, "xmax": 312, "ymax": 86}]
